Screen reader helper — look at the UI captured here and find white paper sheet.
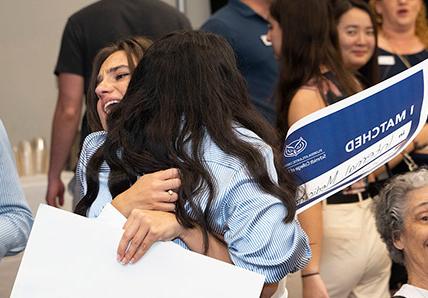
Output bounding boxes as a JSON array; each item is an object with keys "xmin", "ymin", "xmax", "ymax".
[{"xmin": 11, "ymin": 204, "xmax": 265, "ymax": 298}]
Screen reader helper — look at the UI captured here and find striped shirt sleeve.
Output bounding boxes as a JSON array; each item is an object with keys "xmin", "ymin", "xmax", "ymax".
[
  {"xmin": 222, "ymin": 146, "xmax": 311, "ymax": 283},
  {"xmin": 0, "ymin": 120, "xmax": 33, "ymax": 258},
  {"xmin": 75, "ymin": 131, "xmax": 107, "ymax": 201}
]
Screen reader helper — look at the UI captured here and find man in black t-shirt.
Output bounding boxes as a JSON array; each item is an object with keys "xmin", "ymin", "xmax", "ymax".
[{"xmin": 47, "ymin": 0, "xmax": 191, "ymax": 208}]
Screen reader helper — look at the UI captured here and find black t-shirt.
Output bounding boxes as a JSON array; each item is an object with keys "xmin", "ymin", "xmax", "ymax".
[
  {"xmin": 378, "ymin": 47, "xmax": 428, "ymax": 81},
  {"xmin": 54, "ymin": 0, "xmax": 191, "ymax": 145}
]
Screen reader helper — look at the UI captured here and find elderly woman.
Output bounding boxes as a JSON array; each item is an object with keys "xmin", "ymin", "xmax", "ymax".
[{"xmin": 374, "ymin": 168, "xmax": 428, "ymax": 297}]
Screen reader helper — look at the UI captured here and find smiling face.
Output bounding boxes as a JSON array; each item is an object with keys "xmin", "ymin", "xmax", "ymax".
[
  {"xmin": 393, "ymin": 185, "xmax": 428, "ymax": 278},
  {"xmin": 376, "ymin": 0, "xmax": 422, "ymax": 31},
  {"xmin": 337, "ymin": 7, "xmax": 376, "ymax": 70},
  {"xmin": 266, "ymin": 15, "xmax": 283, "ymax": 59},
  {"xmin": 95, "ymin": 50, "xmax": 131, "ymax": 130}
]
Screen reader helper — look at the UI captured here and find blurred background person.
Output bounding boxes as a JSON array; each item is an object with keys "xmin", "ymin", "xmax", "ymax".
[
  {"xmin": 374, "ymin": 168, "xmax": 428, "ymax": 297},
  {"xmin": 267, "ymin": 0, "xmax": 390, "ymax": 297},
  {"xmin": 370, "ymin": 0, "xmax": 428, "ymax": 176},
  {"xmin": 0, "ymin": 119, "xmax": 33, "ymax": 259},
  {"xmin": 335, "ymin": 0, "xmax": 379, "ymax": 87},
  {"xmin": 46, "ymin": 0, "xmax": 191, "ymax": 209},
  {"xmin": 370, "ymin": 0, "xmax": 428, "ymax": 81},
  {"xmin": 201, "ymin": 0, "xmax": 278, "ymax": 124}
]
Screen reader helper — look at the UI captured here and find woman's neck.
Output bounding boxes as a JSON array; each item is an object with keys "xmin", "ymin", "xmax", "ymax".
[
  {"xmin": 379, "ymin": 24, "xmax": 424, "ymax": 54},
  {"xmin": 407, "ymin": 263, "xmax": 428, "ymax": 290}
]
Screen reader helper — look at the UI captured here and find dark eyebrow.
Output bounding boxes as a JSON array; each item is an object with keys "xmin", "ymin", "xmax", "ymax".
[
  {"xmin": 107, "ymin": 65, "xmax": 129, "ymax": 73},
  {"xmin": 96, "ymin": 65, "xmax": 130, "ymax": 84}
]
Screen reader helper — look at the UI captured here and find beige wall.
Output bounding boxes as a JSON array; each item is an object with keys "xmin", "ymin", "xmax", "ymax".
[
  {"xmin": 0, "ymin": 0, "xmax": 210, "ymax": 147},
  {"xmin": 0, "ymin": 0, "xmax": 97, "ymax": 146}
]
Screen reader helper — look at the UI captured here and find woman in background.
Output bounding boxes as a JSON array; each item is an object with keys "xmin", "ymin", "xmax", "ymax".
[
  {"xmin": 370, "ymin": 0, "xmax": 428, "ymax": 81},
  {"xmin": 370, "ymin": 0, "xmax": 428, "ymax": 177},
  {"xmin": 335, "ymin": 0, "xmax": 379, "ymax": 87},
  {"xmin": 268, "ymin": 0, "xmax": 390, "ymax": 297}
]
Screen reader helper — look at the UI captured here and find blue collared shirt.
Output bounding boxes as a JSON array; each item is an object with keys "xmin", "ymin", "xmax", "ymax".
[
  {"xmin": 76, "ymin": 128, "xmax": 310, "ymax": 283},
  {"xmin": 0, "ymin": 120, "xmax": 33, "ymax": 259}
]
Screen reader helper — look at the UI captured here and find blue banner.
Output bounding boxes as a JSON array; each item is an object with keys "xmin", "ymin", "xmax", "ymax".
[{"xmin": 284, "ymin": 59, "xmax": 428, "ymax": 212}]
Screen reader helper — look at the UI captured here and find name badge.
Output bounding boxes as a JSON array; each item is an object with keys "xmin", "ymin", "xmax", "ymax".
[
  {"xmin": 260, "ymin": 34, "xmax": 272, "ymax": 46},
  {"xmin": 378, "ymin": 55, "xmax": 396, "ymax": 65}
]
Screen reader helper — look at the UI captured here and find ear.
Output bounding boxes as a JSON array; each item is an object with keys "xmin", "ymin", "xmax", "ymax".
[
  {"xmin": 374, "ymin": 1, "xmax": 383, "ymax": 15},
  {"xmin": 393, "ymin": 231, "xmax": 405, "ymax": 250}
]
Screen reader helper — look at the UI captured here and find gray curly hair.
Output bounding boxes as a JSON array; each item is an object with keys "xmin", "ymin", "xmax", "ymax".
[{"xmin": 374, "ymin": 167, "xmax": 428, "ymax": 265}]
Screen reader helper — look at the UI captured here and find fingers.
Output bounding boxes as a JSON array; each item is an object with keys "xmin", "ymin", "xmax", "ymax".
[
  {"xmin": 46, "ymin": 192, "xmax": 62, "ymax": 207},
  {"xmin": 117, "ymin": 211, "xmax": 158, "ymax": 265},
  {"xmin": 58, "ymin": 193, "xmax": 64, "ymax": 207},
  {"xmin": 117, "ymin": 215, "xmax": 137, "ymax": 261},
  {"xmin": 156, "ymin": 202, "xmax": 176, "ymax": 212},
  {"xmin": 46, "ymin": 196, "xmax": 57, "ymax": 207},
  {"xmin": 116, "ymin": 210, "xmax": 182, "ymax": 265},
  {"xmin": 160, "ymin": 178, "xmax": 181, "ymax": 192},
  {"xmin": 156, "ymin": 168, "xmax": 180, "ymax": 180},
  {"xmin": 121, "ymin": 223, "xmax": 150, "ymax": 265},
  {"xmin": 136, "ymin": 169, "xmax": 181, "ymax": 192},
  {"xmin": 163, "ymin": 190, "xmax": 178, "ymax": 203},
  {"xmin": 131, "ymin": 233, "xmax": 157, "ymax": 263}
]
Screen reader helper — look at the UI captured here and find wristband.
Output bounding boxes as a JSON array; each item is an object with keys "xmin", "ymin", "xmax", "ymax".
[{"xmin": 301, "ymin": 272, "xmax": 319, "ymax": 278}]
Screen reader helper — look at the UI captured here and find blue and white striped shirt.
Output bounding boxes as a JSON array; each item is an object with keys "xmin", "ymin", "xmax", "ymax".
[
  {"xmin": 76, "ymin": 127, "xmax": 310, "ymax": 283},
  {"xmin": 0, "ymin": 120, "xmax": 33, "ymax": 259}
]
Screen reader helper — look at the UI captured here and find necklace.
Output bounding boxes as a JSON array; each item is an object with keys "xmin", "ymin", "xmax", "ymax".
[{"xmin": 380, "ymin": 31, "xmax": 413, "ymax": 68}]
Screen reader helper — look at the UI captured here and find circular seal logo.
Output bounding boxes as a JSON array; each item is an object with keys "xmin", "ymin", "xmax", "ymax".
[{"xmin": 284, "ymin": 137, "xmax": 307, "ymax": 157}]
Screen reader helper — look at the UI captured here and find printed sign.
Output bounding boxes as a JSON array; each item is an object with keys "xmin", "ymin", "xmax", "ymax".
[{"xmin": 284, "ymin": 59, "xmax": 428, "ymax": 213}]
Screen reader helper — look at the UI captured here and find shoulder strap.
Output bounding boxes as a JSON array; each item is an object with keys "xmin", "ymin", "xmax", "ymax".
[{"xmin": 396, "ymin": 54, "xmax": 412, "ymax": 69}]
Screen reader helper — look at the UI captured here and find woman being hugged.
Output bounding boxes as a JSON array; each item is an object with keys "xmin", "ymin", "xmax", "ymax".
[
  {"xmin": 267, "ymin": 0, "xmax": 390, "ymax": 297},
  {"xmin": 76, "ymin": 36, "xmax": 182, "ymax": 219},
  {"xmin": 77, "ymin": 31, "xmax": 311, "ymax": 298}
]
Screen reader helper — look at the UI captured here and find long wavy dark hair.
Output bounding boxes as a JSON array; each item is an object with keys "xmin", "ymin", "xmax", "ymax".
[
  {"xmin": 270, "ymin": 0, "xmax": 361, "ymax": 140},
  {"xmin": 86, "ymin": 36, "xmax": 152, "ymax": 132},
  {"xmin": 75, "ymin": 31, "xmax": 298, "ymax": 251},
  {"xmin": 333, "ymin": 0, "xmax": 379, "ymax": 87}
]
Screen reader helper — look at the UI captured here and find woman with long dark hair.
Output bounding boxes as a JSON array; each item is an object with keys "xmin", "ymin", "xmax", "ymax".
[
  {"xmin": 76, "ymin": 31, "xmax": 310, "ymax": 297},
  {"xmin": 86, "ymin": 36, "xmax": 152, "ymax": 132},
  {"xmin": 334, "ymin": 0, "xmax": 379, "ymax": 87},
  {"xmin": 75, "ymin": 37, "xmax": 182, "ymax": 219},
  {"xmin": 267, "ymin": 0, "xmax": 390, "ymax": 297}
]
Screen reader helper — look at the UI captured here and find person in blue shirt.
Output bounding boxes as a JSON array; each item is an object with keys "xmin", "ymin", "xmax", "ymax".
[
  {"xmin": 0, "ymin": 120, "xmax": 33, "ymax": 259},
  {"xmin": 76, "ymin": 31, "xmax": 311, "ymax": 297},
  {"xmin": 201, "ymin": 0, "xmax": 278, "ymax": 124}
]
